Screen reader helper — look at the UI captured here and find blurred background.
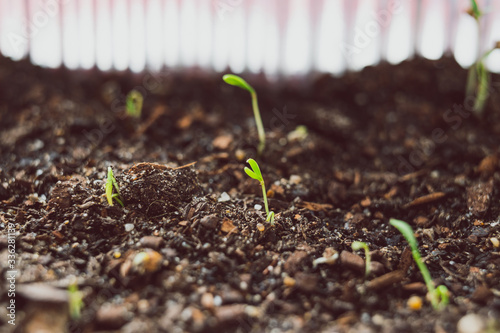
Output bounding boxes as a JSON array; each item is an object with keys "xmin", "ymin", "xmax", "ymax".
[{"xmin": 0, "ymin": 0, "xmax": 499, "ymax": 77}]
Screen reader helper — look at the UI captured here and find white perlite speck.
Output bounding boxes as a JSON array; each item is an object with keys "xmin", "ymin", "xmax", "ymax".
[{"xmin": 218, "ymin": 192, "xmax": 231, "ymax": 202}]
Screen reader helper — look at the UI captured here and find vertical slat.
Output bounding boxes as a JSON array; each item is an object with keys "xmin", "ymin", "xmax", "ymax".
[
  {"xmin": 454, "ymin": 0, "xmax": 479, "ymax": 68},
  {"xmin": 386, "ymin": 0, "xmax": 414, "ymax": 64},
  {"xmin": 146, "ymin": 0, "xmax": 163, "ymax": 71},
  {"xmin": 196, "ymin": 0, "xmax": 213, "ymax": 70},
  {"xmin": 112, "ymin": 0, "xmax": 129, "ymax": 71},
  {"xmin": 179, "ymin": 0, "xmax": 197, "ymax": 68},
  {"xmin": 95, "ymin": 0, "xmax": 113, "ymax": 71},
  {"xmin": 0, "ymin": 0, "xmax": 29, "ymax": 60},
  {"xmin": 347, "ymin": 0, "xmax": 381, "ymax": 70},
  {"xmin": 78, "ymin": 0, "xmax": 95, "ymax": 69},
  {"xmin": 28, "ymin": 0, "xmax": 62, "ymax": 68},
  {"xmin": 485, "ymin": 0, "xmax": 500, "ymax": 72},
  {"xmin": 283, "ymin": 0, "xmax": 311, "ymax": 75},
  {"xmin": 129, "ymin": 0, "xmax": 146, "ymax": 72},
  {"xmin": 164, "ymin": 0, "xmax": 179, "ymax": 68},
  {"xmin": 61, "ymin": 0, "xmax": 79, "ymax": 69},
  {"xmin": 227, "ymin": 1, "xmax": 246, "ymax": 73},
  {"xmin": 247, "ymin": 0, "xmax": 264, "ymax": 73},
  {"xmin": 418, "ymin": 0, "xmax": 446, "ymax": 59},
  {"xmin": 316, "ymin": 0, "xmax": 345, "ymax": 75}
]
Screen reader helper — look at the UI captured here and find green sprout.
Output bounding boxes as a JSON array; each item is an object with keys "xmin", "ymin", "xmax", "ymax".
[
  {"xmin": 126, "ymin": 89, "xmax": 143, "ymax": 118},
  {"xmin": 390, "ymin": 219, "xmax": 449, "ymax": 310},
  {"xmin": 466, "ymin": 0, "xmax": 500, "ymax": 115},
  {"xmin": 105, "ymin": 167, "xmax": 124, "ymax": 207},
  {"xmin": 351, "ymin": 241, "xmax": 371, "ymax": 278},
  {"xmin": 244, "ymin": 158, "xmax": 275, "ymax": 225},
  {"xmin": 67, "ymin": 279, "xmax": 83, "ymax": 320},
  {"xmin": 223, "ymin": 74, "xmax": 265, "ymax": 155}
]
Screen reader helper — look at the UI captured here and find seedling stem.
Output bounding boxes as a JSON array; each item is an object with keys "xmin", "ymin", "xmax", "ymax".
[
  {"xmin": 223, "ymin": 74, "xmax": 265, "ymax": 155},
  {"xmin": 351, "ymin": 241, "xmax": 371, "ymax": 278},
  {"xmin": 244, "ymin": 158, "xmax": 274, "ymax": 225},
  {"xmin": 390, "ymin": 219, "xmax": 449, "ymax": 310},
  {"xmin": 105, "ymin": 167, "xmax": 124, "ymax": 207}
]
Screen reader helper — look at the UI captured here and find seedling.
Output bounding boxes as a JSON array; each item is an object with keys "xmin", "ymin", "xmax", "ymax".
[
  {"xmin": 466, "ymin": 0, "xmax": 500, "ymax": 115},
  {"xmin": 351, "ymin": 241, "xmax": 371, "ymax": 278},
  {"xmin": 67, "ymin": 279, "xmax": 83, "ymax": 320},
  {"xmin": 105, "ymin": 167, "xmax": 124, "ymax": 207},
  {"xmin": 390, "ymin": 218, "xmax": 449, "ymax": 310},
  {"xmin": 126, "ymin": 89, "xmax": 143, "ymax": 118},
  {"xmin": 223, "ymin": 74, "xmax": 265, "ymax": 155},
  {"xmin": 244, "ymin": 158, "xmax": 275, "ymax": 225}
]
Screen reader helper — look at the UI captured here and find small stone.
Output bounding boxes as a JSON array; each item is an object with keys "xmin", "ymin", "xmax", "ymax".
[
  {"xmin": 139, "ymin": 236, "xmax": 164, "ymax": 250},
  {"xmin": 200, "ymin": 214, "xmax": 219, "ymax": 229},
  {"xmin": 457, "ymin": 314, "xmax": 485, "ymax": 333},
  {"xmin": 212, "ymin": 134, "xmax": 233, "ymax": 150},
  {"xmin": 283, "ymin": 276, "xmax": 296, "ymax": 287},
  {"xmin": 490, "ymin": 237, "xmax": 500, "ymax": 248},
  {"xmin": 254, "ymin": 204, "xmax": 262, "ymax": 210},
  {"xmin": 215, "ymin": 304, "xmax": 245, "ymax": 324},
  {"xmin": 284, "ymin": 251, "xmax": 308, "ymax": 274},
  {"xmin": 289, "ymin": 175, "xmax": 302, "ymax": 185},
  {"xmin": 124, "ymin": 224, "xmax": 134, "ymax": 232},
  {"xmin": 340, "ymin": 250, "xmax": 365, "ymax": 274},
  {"xmin": 256, "ymin": 223, "xmax": 265, "ymax": 232},
  {"xmin": 235, "ymin": 149, "xmax": 246, "ymax": 161},
  {"xmin": 294, "ymin": 272, "xmax": 318, "ymax": 292},
  {"xmin": 201, "ymin": 293, "xmax": 214, "ymax": 310},
  {"xmin": 218, "ymin": 192, "xmax": 231, "ymax": 202},
  {"xmin": 96, "ymin": 304, "xmax": 132, "ymax": 330},
  {"xmin": 407, "ymin": 295, "xmax": 422, "ymax": 311},
  {"xmin": 466, "ymin": 180, "xmax": 494, "ymax": 216}
]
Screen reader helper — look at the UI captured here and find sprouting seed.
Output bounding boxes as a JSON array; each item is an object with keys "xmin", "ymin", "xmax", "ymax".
[
  {"xmin": 105, "ymin": 167, "xmax": 124, "ymax": 207},
  {"xmin": 390, "ymin": 218, "xmax": 449, "ymax": 310},
  {"xmin": 126, "ymin": 89, "xmax": 144, "ymax": 118},
  {"xmin": 351, "ymin": 241, "xmax": 371, "ymax": 278},
  {"xmin": 244, "ymin": 158, "xmax": 274, "ymax": 225}
]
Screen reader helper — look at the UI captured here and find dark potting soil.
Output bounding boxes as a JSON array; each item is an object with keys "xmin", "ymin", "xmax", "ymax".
[{"xmin": 0, "ymin": 54, "xmax": 500, "ymax": 333}]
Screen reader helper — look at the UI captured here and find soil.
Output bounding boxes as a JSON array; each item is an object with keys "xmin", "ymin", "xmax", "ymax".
[{"xmin": 1, "ymin": 54, "xmax": 500, "ymax": 333}]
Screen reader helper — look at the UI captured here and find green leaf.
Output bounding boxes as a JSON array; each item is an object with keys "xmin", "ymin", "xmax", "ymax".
[
  {"xmin": 244, "ymin": 167, "xmax": 259, "ymax": 180},
  {"xmin": 390, "ymin": 218, "xmax": 418, "ymax": 250},
  {"xmin": 351, "ymin": 241, "xmax": 367, "ymax": 251},
  {"xmin": 246, "ymin": 158, "xmax": 262, "ymax": 180},
  {"xmin": 223, "ymin": 74, "xmax": 255, "ymax": 94}
]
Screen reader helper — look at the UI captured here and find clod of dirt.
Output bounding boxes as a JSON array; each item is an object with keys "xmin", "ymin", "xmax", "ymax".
[
  {"xmin": 466, "ymin": 179, "xmax": 494, "ymax": 217},
  {"xmin": 120, "ymin": 163, "xmax": 201, "ymax": 219}
]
